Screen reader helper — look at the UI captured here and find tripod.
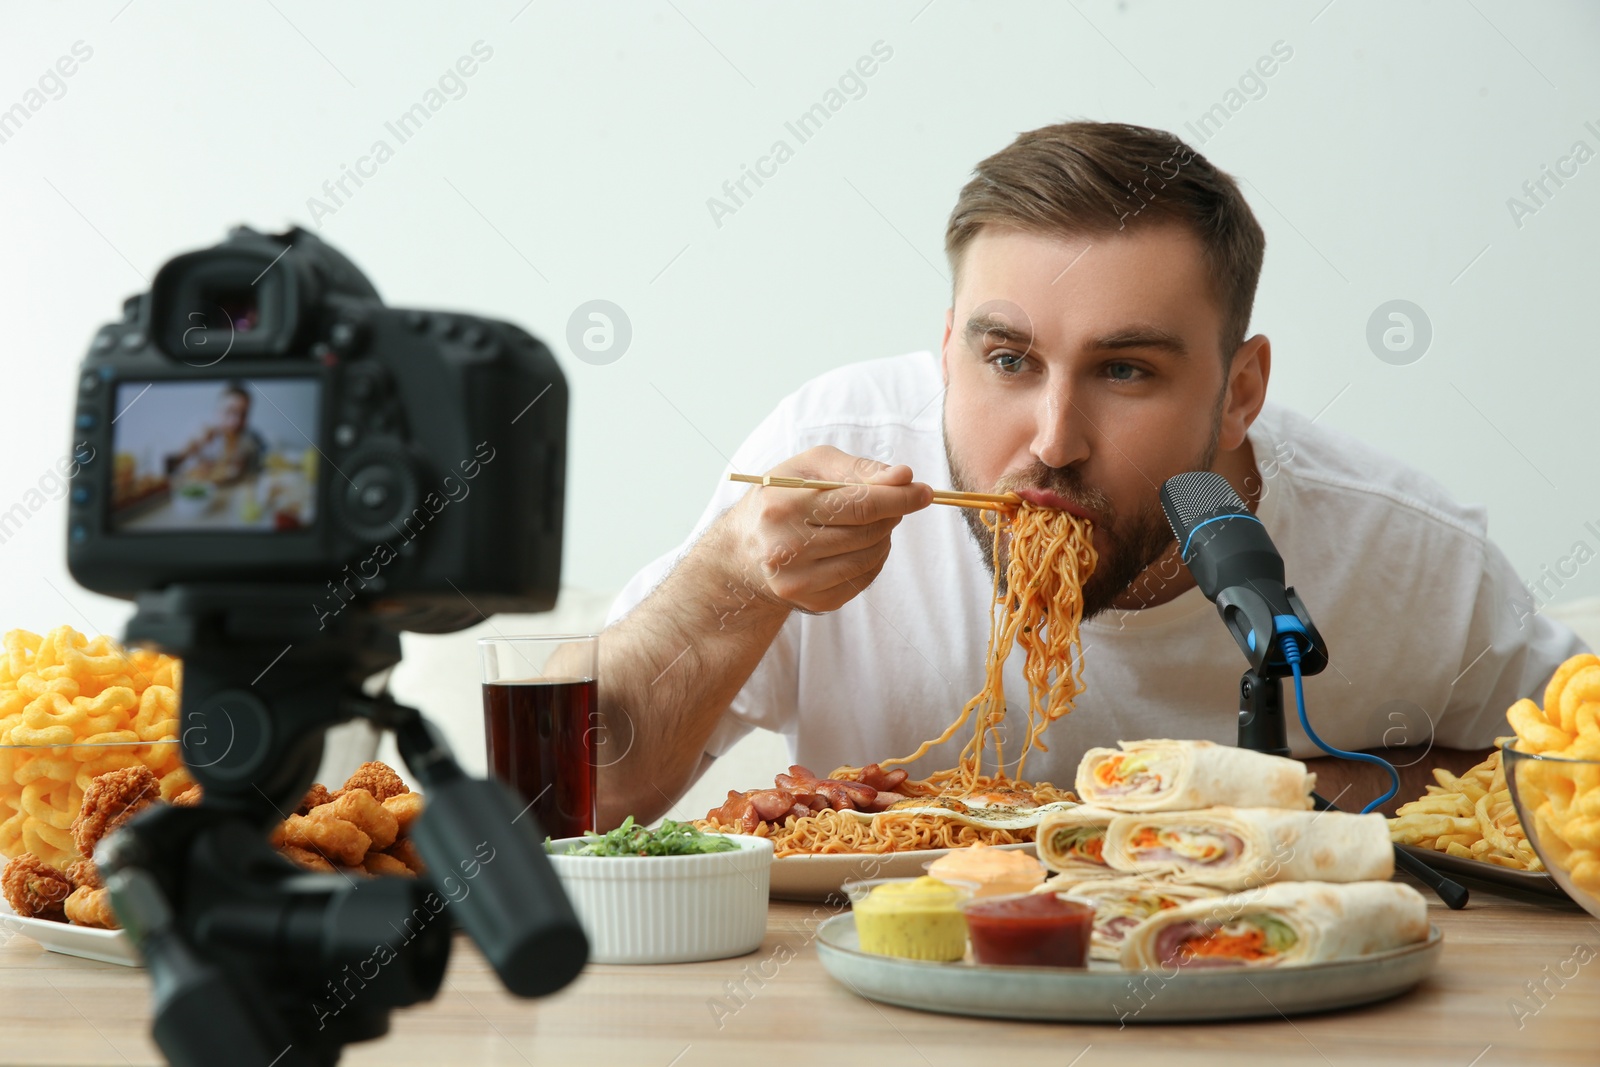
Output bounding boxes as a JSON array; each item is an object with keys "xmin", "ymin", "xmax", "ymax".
[{"xmin": 100, "ymin": 585, "xmax": 590, "ymax": 1067}]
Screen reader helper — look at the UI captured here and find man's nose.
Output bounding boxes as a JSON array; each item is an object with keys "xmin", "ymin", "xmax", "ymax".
[{"xmin": 1028, "ymin": 379, "xmax": 1090, "ymax": 469}]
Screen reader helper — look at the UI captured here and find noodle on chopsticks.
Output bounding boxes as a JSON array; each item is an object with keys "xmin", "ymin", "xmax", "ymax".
[
  {"xmin": 696, "ymin": 503, "xmax": 1097, "ymax": 856},
  {"xmin": 884, "ymin": 503, "xmax": 1096, "ymax": 789}
]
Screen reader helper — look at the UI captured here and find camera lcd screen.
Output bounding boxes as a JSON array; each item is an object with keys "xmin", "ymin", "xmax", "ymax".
[{"xmin": 109, "ymin": 379, "xmax": 321, "ymax": 533}]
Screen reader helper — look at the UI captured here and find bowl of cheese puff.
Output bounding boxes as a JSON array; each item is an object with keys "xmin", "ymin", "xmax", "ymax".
[
  {"xmin": 1503, "ymin": 652, "xmax": 1600, "ymax": 920},
  {"xmin": 0, "ymin": 626, "xmax": 188, "ymax": 873}
]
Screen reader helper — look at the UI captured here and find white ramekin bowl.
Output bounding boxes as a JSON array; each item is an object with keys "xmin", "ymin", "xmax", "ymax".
[{"xmin": 546, "ymin": 834, "xmax": 773, "ymax": 964}]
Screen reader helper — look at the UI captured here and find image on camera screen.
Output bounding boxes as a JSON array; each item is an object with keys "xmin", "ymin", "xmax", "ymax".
[{"xmin": 109, "ymin": 379, "xmax": 321, "ymax": 533}]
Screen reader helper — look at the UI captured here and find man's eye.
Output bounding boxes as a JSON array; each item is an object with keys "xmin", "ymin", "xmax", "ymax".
[
  {"xmin": 1106, "ymin": 361, "xmax": 1143, "ymax": 381},
  {"xmin": 989, "ymin": 351, "xmax": 1027, "ymax": 373}
]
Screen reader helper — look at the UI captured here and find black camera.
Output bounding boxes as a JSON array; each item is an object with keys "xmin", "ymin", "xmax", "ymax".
[
  {"xmin": 66, "ymin": 227, "xmax": 589, "ymax": 1067},
  {"xmin": 68, "ymin": 223, "xmax": 565, "ymax": 633}
]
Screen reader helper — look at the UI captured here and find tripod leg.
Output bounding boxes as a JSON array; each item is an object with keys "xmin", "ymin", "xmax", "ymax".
[{"xmin": 107, "ymin": 867, "xmax": 319, "ymax": 1067}]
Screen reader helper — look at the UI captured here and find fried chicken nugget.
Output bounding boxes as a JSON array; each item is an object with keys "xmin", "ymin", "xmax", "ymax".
[
  {"xmin": 337, "ymin": 762, "xmax": 409, "ymax": 803},
  {"xmin": 63, "ymin": 885, "xmax": 119, "ymax": 929},
  {"xmin": 311, "ymin": 789, "xmax": 397, "ymax": 851},
  {"xmin": 363, "ymin": 851, "xmax": 412, "ymax": 878},
  {"xmin": 71, "ymin": 766, "xmax": 161, "ymax": 859},
  {"xmin": 172, "ymin": 785, "xmax": 203, "ymax": 807},
  {"xmin": 294, "ymin": 784, "xmax": 334, "ymax": 817},
  {"xmin": 382, "ymin": 792, "xmax": 425, "ymax": 836},
  {"xmin": 278, "ymin": 813, "xmax": 370, "ymax": 867},
  {"xmin": 2, "ymin": 853, "xmax": 74, "ymax": 921},
  {"xmin": 67, "ymin": 859, "xmax": 102, "ymax": 891},
  {"xmin": 278, "ymin": 845, "xmax": 336, "ymax": 874},
  {"xmin": 383, "ymin": 838, "xmax": 426, "ymax": 875}
]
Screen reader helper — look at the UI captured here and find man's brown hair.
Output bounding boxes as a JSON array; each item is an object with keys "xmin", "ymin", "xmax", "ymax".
[{"xmin": 944, "ymin": 121, "xmax": 1266, "ymax": 357}]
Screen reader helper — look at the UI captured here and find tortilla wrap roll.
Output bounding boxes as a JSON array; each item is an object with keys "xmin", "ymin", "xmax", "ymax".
[
  {"xmin": 1035, "ymin": 804, "xmax": 1120, "ymax": 872},
  {"xmin": 1102, "ymin": 807, "xmax": 1394, "ymax": 889},
  {"xmin": 1030, "ymin": 863, "xmax": 1125, "ymax": 894},
  {"xmin": 1119, "ymin": 881, "xmax": 1429, "ymax": 969},
  {"xmin": 1041, "ymin": 877, "xmax": 1223, "ymax": 961},
  {"xmin": 1076, "ymin": 739, "xmax": 1315, "ymax": 812}
]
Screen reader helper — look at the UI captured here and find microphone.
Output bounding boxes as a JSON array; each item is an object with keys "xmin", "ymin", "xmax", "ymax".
[
  {"xmin": 1158, "ymin": 471, "xmax": 1326, "ymax": 678},
  {"xmin": 1157, "ymin": 471, "xmax": 1455, "ymax": 900}
]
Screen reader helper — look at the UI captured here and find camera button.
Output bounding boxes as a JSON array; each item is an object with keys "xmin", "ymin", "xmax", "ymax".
[
  {"xmin": 330, "ymin": 320, "xmax": 363, "ymax": 350},
  {"xmin": 70, "ymin": 485, "xmax": 92, "ymax": 506},
  {"xmin": 334, "ymin": 423, "xmax": 358, "ymax": 448},
  {"xmin": 91, "ymin": 332, "xmax": 117, "ymax": 353},
  {"xmin": 340, "ymin": 455, "xmax": 415, "ymax": 540},
  {"xmin": 79, "ymin": 373, "xmax": 101, "ymax": 394},
  {"xmin": 118, "ymin": 332, "xmax": 144, "ymax": 349},
  {"xmin": 75, "ymin": 411, "xmax": 97, "ymax": 431}
]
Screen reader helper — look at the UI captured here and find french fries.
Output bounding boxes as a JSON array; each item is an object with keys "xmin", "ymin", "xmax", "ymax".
[
  {"xmin": 0, "ymin": 626, "xmax": 189, "ymax": 869},
  {"xmin": 1504, "ymin": 653, "xmax": 1600, "ymax": 895},
  {"xmin": 1388, "ymin": 740, "xmax": 1542, "ymax": 871}
]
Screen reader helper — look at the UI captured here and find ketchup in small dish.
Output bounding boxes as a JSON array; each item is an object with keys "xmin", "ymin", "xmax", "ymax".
[{"xmin": 962, "ymin": 892, "xmax": 1094, "ymax": 967}]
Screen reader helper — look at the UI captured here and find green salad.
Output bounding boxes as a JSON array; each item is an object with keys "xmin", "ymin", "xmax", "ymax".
[{"xmin": 547, "ymin": 816, "xmax": 740, "ymax": 857}]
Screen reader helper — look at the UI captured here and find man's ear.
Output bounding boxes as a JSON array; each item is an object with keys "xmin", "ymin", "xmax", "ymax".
[
  {"xmin": 1219, "ymin": 334, "xmax": 1271, "ymax": 451},
  {"xmin": 940, "ymin": 307, "xmax": 954, "ymax": 386}
]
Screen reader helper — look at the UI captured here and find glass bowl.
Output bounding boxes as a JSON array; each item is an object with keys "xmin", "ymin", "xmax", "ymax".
[
  {"xmin": 0, "ymin": 738, "xmax": 184, "ymax": 870},
  {"xmin": 1501, "ymin": 742, "xmax": 1600, "ymax": 918}
]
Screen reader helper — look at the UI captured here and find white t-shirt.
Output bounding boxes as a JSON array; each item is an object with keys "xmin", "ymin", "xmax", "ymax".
[{"xmin": 608, "ymin": 352, "xmax": 1586, "ymax": 788}]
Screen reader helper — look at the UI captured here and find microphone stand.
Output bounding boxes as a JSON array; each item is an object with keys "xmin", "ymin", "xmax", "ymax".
[
  {"xmin": 1157, "ymin": 470, "xmax": 1468, "ymax": 909},
  {"xmin": 1237, "ymin": 667, "xmax": 1469, "ymax": 910}
]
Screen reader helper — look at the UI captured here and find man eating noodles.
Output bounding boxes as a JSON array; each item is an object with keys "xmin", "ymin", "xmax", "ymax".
[{"xmin": 594, "ymin": 121, "xmax": 1586, "ymax": 829}]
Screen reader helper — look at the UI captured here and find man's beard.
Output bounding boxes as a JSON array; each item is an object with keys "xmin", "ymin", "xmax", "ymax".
[{"xmin": 944, "ymin": 418, "xmax": 1221, "ymax": 620}]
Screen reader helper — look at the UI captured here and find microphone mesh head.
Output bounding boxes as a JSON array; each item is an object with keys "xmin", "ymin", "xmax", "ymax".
[{"xmin": 1159, "ymin": 471, "xmax": 1249, "ymax": 541}]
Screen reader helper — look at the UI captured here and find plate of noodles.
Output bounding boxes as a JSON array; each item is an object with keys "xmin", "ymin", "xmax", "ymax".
[{"xmin": 696, "ymin": 502, "xmax": 1096, "ymax": 902}]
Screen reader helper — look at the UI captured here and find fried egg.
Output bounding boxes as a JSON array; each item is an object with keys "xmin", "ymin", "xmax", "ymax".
[{"xmin": 845, "ymin": 797, "xmax": 1082, "ymax": 831}]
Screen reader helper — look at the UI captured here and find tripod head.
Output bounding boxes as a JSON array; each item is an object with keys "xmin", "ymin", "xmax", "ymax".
[{"xmin": 100, "ymin": 585, "xmax": 588, "ymax": 1067}]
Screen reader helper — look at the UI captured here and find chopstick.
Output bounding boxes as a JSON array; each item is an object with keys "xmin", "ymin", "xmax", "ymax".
[{"xmin": 728, "ymin": 473, "xmax": 1020, "ymax": 512}]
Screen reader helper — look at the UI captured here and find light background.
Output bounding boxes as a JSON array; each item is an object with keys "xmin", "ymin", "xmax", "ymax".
[{"xmin": 2, "ymin": 1, "xmax": 1597, "ymax": 813}]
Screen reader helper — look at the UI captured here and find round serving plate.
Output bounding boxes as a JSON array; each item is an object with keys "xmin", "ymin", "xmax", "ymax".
[
  {"xmin": 815, "ymin": 913, "xmax": 1442, "ymax": 1023},
  {"xmin": 769, "ymin": 842, "xmax": 1037, "ymax": 902}
]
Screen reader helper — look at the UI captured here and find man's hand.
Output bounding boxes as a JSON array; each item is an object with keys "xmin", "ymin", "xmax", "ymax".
[
  {"xmin": 593, "ymin": 447, "xmax": 932, "ymax": 830},
  {"xmin": 722, "ymin": 447, "xmax": 933, "ymax": 614}
]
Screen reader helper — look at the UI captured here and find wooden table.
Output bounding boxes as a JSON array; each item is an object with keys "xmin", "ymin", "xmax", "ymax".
[{"xmin": 2, "ymin": 873, "xmax": 1596, "ymax": 1066}]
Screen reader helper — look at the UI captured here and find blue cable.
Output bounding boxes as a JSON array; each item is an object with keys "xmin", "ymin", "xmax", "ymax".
[{"xmin": 1281, "ymin": 633, "xmax": 1399, "ymax": 814}]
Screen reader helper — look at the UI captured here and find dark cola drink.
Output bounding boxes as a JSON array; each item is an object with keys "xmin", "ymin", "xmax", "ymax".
[{"xmin": 482, "ymin": 677, "xmax": 597, "ymax": 840}]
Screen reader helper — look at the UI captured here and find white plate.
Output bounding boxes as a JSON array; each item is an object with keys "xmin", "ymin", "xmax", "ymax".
[
  {"xmin": 769, "ymin": 842, "xmax": 1037, "ymax": 901},
  {"xmin": 0, "ymin": 899, "xmax": 140, "ymax": 967},
  {"xmin": 815, "ymin": 913, "xmax": 1442, "ymax": 1023}
]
